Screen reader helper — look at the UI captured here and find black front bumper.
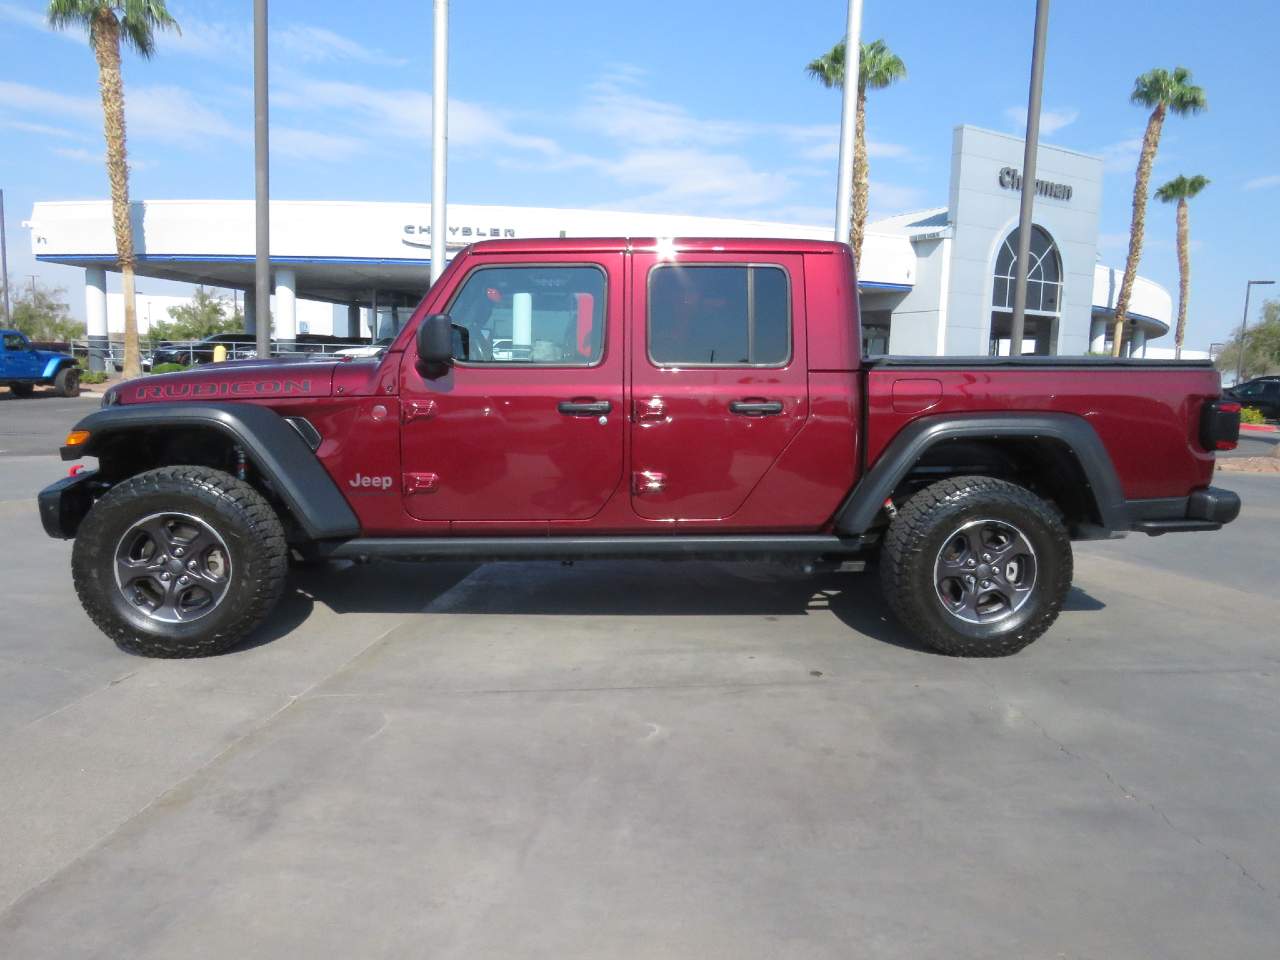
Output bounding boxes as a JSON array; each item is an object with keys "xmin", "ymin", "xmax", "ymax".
[
  {"xmin": 38, "ymin": 470, "xmax": 100, "ymax": 539},
  {"xmin": 1130, "ymin": 486, "xmax": 1242, "ymax": 536}
]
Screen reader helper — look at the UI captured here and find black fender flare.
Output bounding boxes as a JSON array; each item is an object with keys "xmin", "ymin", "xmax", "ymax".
[
  {"xmin": 63, "ymin": 403, "xmax": 360, "ymax": 540},
  {"xmin": 833, "ymin": 412, "xmax": 1128, "ymax": 536}
]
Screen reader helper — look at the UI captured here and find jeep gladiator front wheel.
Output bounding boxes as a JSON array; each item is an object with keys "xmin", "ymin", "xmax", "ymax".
[
  {"xmin": 880, "ymin": 476, "xmax": 1072, "ymax": 657},
  {"xmin": 72, "ymin": 466, "xmax": 288, "ymax": 657}
]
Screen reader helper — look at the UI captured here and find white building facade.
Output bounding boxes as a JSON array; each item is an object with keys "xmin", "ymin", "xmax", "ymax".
[{"xmin": 26, "ymin": 125, "xmax": 1171, "ymax": 360}]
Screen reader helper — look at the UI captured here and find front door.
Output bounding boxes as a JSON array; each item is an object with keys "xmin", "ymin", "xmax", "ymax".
[
  {"xmin": 2, "ymin": 332, "xmax": 41, "ymax": 380},
  {"xmin": 629, "ymin": 253, "xmax": 809, "ymax": 521},
  {"xmin": 399, "ymin": 256, "xmax": 625, "ymax": 523}
]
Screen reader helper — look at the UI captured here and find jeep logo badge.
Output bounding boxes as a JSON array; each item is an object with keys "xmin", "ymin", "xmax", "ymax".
[{"xmin": 349, "ymin": 473, "xmax": 394, "ymax": 491}]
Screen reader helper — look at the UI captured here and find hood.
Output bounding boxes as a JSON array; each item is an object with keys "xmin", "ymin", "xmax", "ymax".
[{"xmin": 108, "ymin": 358, "xmax": 339, "ymax": 406}]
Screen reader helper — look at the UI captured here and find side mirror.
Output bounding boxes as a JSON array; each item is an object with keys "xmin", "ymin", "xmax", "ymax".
[{"xmin": 416, "ymin": 313, "xmax": 453, "ymax": 375}]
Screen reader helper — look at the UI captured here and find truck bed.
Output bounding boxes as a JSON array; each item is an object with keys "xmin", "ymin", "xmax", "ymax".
[{"xmin": 864, "ymin": 356, "xmax": 1221, "ymax": 501}]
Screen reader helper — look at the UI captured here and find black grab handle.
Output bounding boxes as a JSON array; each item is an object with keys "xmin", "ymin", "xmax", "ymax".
[
  {"xmin": 558, "ymin": 400, "xmax": 612, "ymax": 416},
  {"xmin": 729, "ymin": 400, "xmax": 783, "ymax": 416}
]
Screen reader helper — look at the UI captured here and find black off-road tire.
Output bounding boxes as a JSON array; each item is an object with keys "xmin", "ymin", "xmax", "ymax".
[
  {"xmin": 880, "ymin": 475, "xmax": 1072, "ymax": 657},
  {"xmin": 72, "ymin": 466, "xmax": 288, "ymax": 658},
  {"xmin": 54, "ymin": 366, "xmax": 81, "ymax": 398},
  {"xmin": 9, "ymin": 382, "xmax": 34, "ymax": 397}
]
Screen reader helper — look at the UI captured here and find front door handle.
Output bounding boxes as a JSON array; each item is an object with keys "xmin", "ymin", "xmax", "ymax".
[
  {"xmin": 729, "ymin": 399, "xmax": 784, "ymax": 416},
  {"xmin": 558, "ymin": 399, "xmax": 612, "ymax": 416}
]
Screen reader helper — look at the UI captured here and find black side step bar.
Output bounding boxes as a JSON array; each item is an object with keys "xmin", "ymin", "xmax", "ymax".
[{"xmin": 318, "ymin": 534, "xmax": 867, "ymax": 563}]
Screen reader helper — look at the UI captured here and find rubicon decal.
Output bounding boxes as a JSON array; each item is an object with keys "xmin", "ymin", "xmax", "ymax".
[
  {"xmin": 134, "ymin": 379, "xmax": 315, "ymax": 401},
  {"xmin": 348, "ymin": 473, "xmax": 394, "ymax": 491}
]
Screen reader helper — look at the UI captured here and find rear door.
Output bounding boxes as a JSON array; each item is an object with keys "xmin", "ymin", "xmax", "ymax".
[
  {"xmin": 628, "ymin": 252, "xmax": 809, "ymax": 521},
  {"xmin": 399, "ymin": 255, "xmax": 624, "ymax": 523}
]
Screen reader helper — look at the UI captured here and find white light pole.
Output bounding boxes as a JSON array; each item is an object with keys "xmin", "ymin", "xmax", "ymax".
[
  {"xmin": 1009, "ymin": 0, "xmax": 1051, "ymax": 357},
  {"xmin": 430, "ymin": 0, "xmax": 449, "ymax": 285},
  {"xmin": 253, "ymin": 0, "xmax": 271, "ymax": 357},
  {"xmin": 833, "ymin": 0, "xmax": 863, "ymax": 249}
]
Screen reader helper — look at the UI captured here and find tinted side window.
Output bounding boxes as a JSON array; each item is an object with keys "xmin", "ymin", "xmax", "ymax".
[
  {"xmin": 447, "ymin": 265, "xmax": 606, "ymax": 365},
  {"xmin": 3, "ymin": 333, "xmax": 27, "ymax": 351},
  {"xmin": 648, "ymin": 265, "xmax": 789, "ymax": 366}
]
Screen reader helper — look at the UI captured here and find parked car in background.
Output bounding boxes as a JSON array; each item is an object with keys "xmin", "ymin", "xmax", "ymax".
[
  {"xmin": 1224, "ymin": 377, "xmax": 1280, "ymax": 420},
  {"xmin": 1, "ymin": 329, "xmax": 80, "ymax": 397},
  {"xmin": 150, "ymin": 332, "xmax": 261, "ymax": 367}
]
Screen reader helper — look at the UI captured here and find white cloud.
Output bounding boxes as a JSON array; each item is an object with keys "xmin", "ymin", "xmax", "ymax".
[
  {"xmin": 273, "ymin": 74, "xmax": 562, "ymax": 157},
  {"xmin": 275, "ymin": 24, "xmax": 406, "ymax": 66},
  {"xmin": 1097, "ymin": 232, "xmax": 1130, "ymax": 251},
  {"xmin": 599, "ymin": 148, "xmax": 794, "ymax": 212},
  {"xmin": 578, "ymin": 72, "xmax": 752, "ymax": 148},
  {"xmin": 161, "ymin": 17, "xmax": 247, "ymax": 62},
  {"xmin": 1, "ymin": 118, "xmax": 85, "ymax": 140},
  {"xmin": 126, "ymin": 85, "xmax": 248, "ymax": 146},
  {"xmin": 273, "ymin": 126, "xmax": 366, "ymax": 162},
  {"xmin": 0, "ymin": 2, "xmax": 48, "ymax": 31},
  {"xmin": 1005, "ymin": 106, "xmax": 1079, "ymax": 137},
  {"xmin": 1244, "ymin": 174, "xmax": 1280, "ymax": 191},
  {"xmin": 52, "ymin": 146, "xmax": 153, "ymax": 171},
  {"xmin": 0, "ymin": 81, "xmax": 98, "ymax": 122},
  {"xmin": 1097, "ymin": 137, "xmax": 1143, "ymax": 173},
  {"xmin": 868, "ymin": 181, "xmax": 925, "ymax": 217}
]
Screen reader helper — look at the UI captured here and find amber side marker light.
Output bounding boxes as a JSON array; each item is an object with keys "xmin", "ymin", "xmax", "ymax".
[{"xmin": 64, "ymin": 430, "xmax": 91, "ymax": 447}]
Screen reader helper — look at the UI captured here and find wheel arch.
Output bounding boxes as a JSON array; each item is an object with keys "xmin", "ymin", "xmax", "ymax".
[
  {"xmin": 63, "ymin": 403, "xmax": 359, "ymax": 541},
  {"xmin": 834, "ymin": 413, "xmax": 1128, "ymax": 538},
  {"xmin": 42, "ymin": 355, "xmax": 77, "ymax": 380}
]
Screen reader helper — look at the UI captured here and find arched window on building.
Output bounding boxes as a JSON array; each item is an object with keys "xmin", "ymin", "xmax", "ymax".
[{"xmin": 989, "ymin": 225, "xmax": 1063, "ymax": 355}]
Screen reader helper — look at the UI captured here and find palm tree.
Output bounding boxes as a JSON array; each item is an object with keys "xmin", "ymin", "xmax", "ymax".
[
  {"xmin": 1109, "ymin": 67, "xmax": 1206, "ymax": 357},
  {"xmin": 807, "ymin": 38, "xmax": 906, "ymax": 267},
  {"xmin": 1154, "ymin": 174, "xmax": 1209, "ymax": 359},
  {"xmin": 48, "ymin": 1, "xmax": 179, "ymax": 381}
]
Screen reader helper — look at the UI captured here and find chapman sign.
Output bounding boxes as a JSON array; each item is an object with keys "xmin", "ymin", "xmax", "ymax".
[{"xmin": 998, "ymin": 166, "xmax": 1073, "ymax": 201}]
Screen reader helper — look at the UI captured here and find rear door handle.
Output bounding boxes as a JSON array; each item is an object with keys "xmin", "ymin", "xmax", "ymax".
[
  {"xmin": 729, "ymin": 399, "xmax": 784, "ymax": 416},
  {"xmin": 558, "ymin": 399, "xmax": 612, "ymax": 416}
]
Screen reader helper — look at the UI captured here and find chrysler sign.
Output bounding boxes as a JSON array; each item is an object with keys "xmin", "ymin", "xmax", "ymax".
[
  {"xmin": 998, "ymin": 167, "xmax": 1072, "ymax": 201},
  {"xmin": 403, "ymin": 223, "xmax": 518, "ymax": 251}
]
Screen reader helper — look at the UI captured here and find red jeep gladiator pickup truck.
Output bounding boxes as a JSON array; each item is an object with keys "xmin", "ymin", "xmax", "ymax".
[{"xmin": 39, "ymin": 237, "xmax": 1241, "ymax": 658}]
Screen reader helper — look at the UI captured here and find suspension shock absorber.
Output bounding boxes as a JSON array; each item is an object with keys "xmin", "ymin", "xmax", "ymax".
[{"xmin": 234, "ymin": 445, "xmax": 248, "ymax": 481}]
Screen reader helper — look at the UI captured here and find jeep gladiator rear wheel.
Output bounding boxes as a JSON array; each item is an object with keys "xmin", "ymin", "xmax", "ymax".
[
  {"xmin": 72, "ymin": 466, "xmax": 288, "ymax": 657},
  {"xmin": 880, "ymin": 476, "xmax": 1072, "ymax": 657}
]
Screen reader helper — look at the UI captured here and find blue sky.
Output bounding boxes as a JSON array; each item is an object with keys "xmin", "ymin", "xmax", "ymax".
[{"xmin": 1, "ymin": 0, "xmax": 1277, "ymax": 348}]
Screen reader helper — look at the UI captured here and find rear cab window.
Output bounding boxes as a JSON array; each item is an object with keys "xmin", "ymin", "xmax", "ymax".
[{"xmin": 646, "ymin": 264, "xmax": 790, "ymax": 367}]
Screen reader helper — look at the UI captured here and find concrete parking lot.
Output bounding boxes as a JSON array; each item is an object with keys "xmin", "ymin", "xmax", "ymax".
[{"xmin": 1, "ymin": 397, "xmax": 1278, "ymax": 958}]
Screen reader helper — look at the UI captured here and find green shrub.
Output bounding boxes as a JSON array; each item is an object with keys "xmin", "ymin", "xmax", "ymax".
[
  {"xmin": 150, "ymin": 362, "xmax": 189, "ymax": 375},
  {"xmin": 1240, "ymin": 406, "xmax": 1266, "ymax": 425},
  {"xmin": 81, "ymin": 370, "xmax": 108, "ymax": 385}
]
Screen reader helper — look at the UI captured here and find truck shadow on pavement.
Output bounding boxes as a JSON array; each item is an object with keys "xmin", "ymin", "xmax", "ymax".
[{"xmin": 250, "ymin": 559, "xmax": 1105, "ymax": 658}]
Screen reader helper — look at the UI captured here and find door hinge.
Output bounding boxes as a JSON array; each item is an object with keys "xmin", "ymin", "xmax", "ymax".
[
  {"xmin": 403, "ymin": 472, "xmax": 440, "ymax": 494},
  {"xmin": 403, "ymin": 400, "xmax": 438, "ymax": 423},
  {"xmin": 632, "ymin": 471, "xmax": 667, "ymax": 495}
]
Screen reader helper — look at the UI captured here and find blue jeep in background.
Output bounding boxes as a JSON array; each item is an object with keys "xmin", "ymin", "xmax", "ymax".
[{"xmin": 1, "ymin": 329, "xmax": 81, "ymax": 398}]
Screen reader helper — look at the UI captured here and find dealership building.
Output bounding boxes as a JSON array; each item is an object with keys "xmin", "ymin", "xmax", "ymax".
[{"xmin": 27, "ymin": 125, "xmax": 1171, "ymax": 358}]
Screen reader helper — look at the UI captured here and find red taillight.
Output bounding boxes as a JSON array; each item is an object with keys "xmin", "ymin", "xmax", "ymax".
[{"xmin": 1201, "ymin": 399, "xmax": 1241, "ymax": 452}]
